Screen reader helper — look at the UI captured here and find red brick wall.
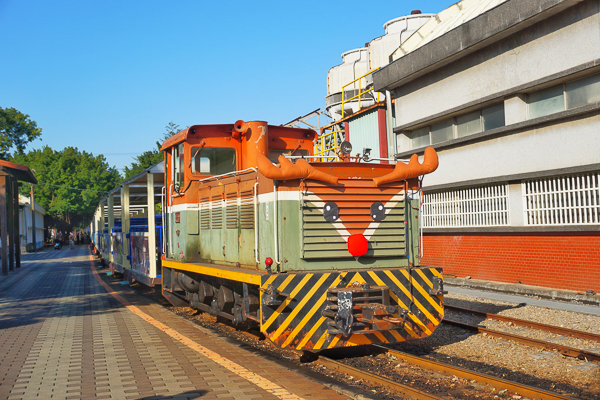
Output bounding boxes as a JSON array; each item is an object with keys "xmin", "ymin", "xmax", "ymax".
[{"xmin": 421, "ymin": 233, "xmax": 600, "ymax": 293}]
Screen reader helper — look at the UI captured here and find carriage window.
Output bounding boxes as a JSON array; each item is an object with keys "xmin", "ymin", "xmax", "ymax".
[
  {"xmin": 268, "ymin": 149, "xmax": 309, "ymax": 163},
  {"xmin": 191, "ymin": 147, "xmax": 237, "ymax": 175}
]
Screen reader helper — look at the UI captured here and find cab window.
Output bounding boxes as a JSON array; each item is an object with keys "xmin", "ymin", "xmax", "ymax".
[
  {"xmin": 191, "ymin": 147, "xmax": 237, "ymax": 175},
  {"xmin": 173, "ymin": 143, "xmax": 184, "ymax": 190},
  {"xmin": 268, "ymin": 149, "xmax": 309, "ymax": 163}
]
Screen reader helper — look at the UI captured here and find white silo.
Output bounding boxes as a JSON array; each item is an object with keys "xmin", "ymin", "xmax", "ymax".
[
  {"xmin": 369, "ymin": 11, "xmax": 436, "ymax": 70},
  {"xmin": 325, "ymin": 48, "xmax": 370, "ymax": 121},
  {"xmin": 325, "ymin": 11, "xmax": 435, "ymax": 122}
]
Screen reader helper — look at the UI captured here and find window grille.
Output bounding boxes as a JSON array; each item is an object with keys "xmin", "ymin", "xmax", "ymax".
[
  {"xmin": 422, "ymin": 184, "xmax": 510, "ymax": 228},
  {"xmin": 523, "ymin": 172, "xmax": 600, "ymax": 225}
]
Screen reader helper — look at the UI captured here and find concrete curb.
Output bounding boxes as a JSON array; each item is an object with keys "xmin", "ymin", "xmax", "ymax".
[{"xmin": 445, "ymin": 277, "xmax": 600, "ymax": 307}]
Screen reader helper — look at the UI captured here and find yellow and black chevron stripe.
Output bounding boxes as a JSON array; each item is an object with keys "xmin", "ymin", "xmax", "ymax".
[{"xmin": 259, "ymin": 267, "xmax": 444, "ymax": 350}]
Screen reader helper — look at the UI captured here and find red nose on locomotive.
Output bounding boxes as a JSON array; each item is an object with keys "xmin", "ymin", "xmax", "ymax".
[{"xmin": 160, "ymin": 121, "xmax": 445, "ymax": 351}]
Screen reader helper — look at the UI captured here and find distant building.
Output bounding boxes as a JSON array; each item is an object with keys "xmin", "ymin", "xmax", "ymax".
[
  {"xmin": 373, "ymin": 0, "xmax": 600, "ymax": 293},
  {"xmin": 19, "ymin": 194, "xmax": 45, "ymax": 251}
]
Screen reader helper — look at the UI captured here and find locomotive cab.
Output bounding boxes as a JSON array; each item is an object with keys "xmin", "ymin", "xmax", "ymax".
[{"xmin": 160, "ymin": 120, "xmax": 445, "ymax": 352}]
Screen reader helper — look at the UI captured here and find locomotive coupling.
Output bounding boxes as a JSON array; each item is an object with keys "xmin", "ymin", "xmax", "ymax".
[
  {"xmin": 428, "ymin": 276, "xmax": 448, "ymax": 296},
  {"xmin": 322, "ymin": 283, "xmax": 406, "ymax": 337},
  {"xmin": 261, "ymin": 284, "xmax": 292, "ymax": 307}
]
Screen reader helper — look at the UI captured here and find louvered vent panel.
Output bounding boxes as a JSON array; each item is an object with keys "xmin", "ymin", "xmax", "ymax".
[
  {"xmin": 240, "ymin": 189, "xmax": 254, "ymax": 230},
  {"xmin": 225, "ymin": 192, "xmax": 238, "ymax": 229},
  {"xmin": 211, "ymin": 195, "xmax": 223, "ymax": 230},
  {"xmin": 199, "ymin": 195, "xmax": 210, "ymax": 230},
  {"xmin": 302, "ymin": 180, "xmax": 407, "ymax": 259}
]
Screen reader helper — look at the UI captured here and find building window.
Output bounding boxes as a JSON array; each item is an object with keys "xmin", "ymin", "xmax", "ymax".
[
  {"xmin": 528, "ymin": 84, "xmax": 564, "ymax": 119},
  {"xmin": 422, "ymin": 184, "xmax": 510, "ymax": 228},
  {"xmin": 522, "ymin": 172, "xmax": 600, "ymax": 225},
  {"xmin": 409, "ymin": 103, "xmax": 505, "ymax": 149},
  {"xmin": 430, "ymin": 119, "xmax": 453, "ymax": 143},
  {"xmin": 528, "ymin": 72, "xmax": 600, "ymax": 119},
  {"xmin": 410, "ymin": 127, "xmax": 430, "ymax": 148},
  {"xmin": 456, "ymin": 111, "xmax": 481, "ymax": 138},
  {"xmin": 565, "ymin": 73, "xmax": 600, "ymax": 109}
]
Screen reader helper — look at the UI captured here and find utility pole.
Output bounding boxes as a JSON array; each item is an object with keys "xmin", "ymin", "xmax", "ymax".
[{"xmin": 30, "ymin": 183, "xmax": 36, "ymax": 253}]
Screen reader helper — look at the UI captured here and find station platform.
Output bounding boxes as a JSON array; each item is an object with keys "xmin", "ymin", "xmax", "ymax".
[{"xmin": 0, "ymin": 247, "xmax": 349, "ymax": 400}]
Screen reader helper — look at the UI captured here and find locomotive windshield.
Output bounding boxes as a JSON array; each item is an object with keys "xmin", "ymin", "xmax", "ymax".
[{"xmin": 191, "ymin": 147, "xmax": 237, "ymax": 175}]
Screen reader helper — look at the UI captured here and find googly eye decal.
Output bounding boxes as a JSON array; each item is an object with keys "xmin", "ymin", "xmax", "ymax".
[
  {"xmin": 323, "ymin": 202, "xmax": 339, "ymax": 222},
  {"xmin": 370, "ymin": 201, "xmax": 386, "ymax": 221}
]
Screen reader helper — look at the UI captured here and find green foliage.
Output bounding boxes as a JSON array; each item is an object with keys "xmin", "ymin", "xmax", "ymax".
[
  {"xmin": 11, "ymin": 146, "xmax": 121, "ymax": 228},
  {"xmin": 122, "ymin": 121, "xmax": 180, "ymax": 180},
  {"xmin": 0, "ymin": 107, "xmax": 42, "ymax": 159},
  {"xmin": 122, "ymin": 150, "xmax": 163, "ymax": 180},
  {"xmin": 162, "ymin": 121, "xmax": 181, "ymax": 141}
]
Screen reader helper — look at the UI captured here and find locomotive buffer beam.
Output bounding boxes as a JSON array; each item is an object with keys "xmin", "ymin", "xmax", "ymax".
[
  {"xmin": 428, "ymin": 277, "xmax": 448, "ymax": 296},
  {"xmin": 323, "ymin": 284, "xmax": 406, "ymax": 337},
  {"xmin": 261, "ymin": 284, "xmax": 293, "ymax": 307}
]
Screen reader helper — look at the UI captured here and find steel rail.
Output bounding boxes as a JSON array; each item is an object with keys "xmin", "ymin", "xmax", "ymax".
[
  {"xmin": 445, "ymin": 305, "xmax": 600, "ymax": 342},
  {"xmin": 316, "ymin": 356, "xmax": 443, "ymax": 400},
  {"xmin": 375, "ymin": 345, "xmax": 577, "ymax": 400},
  {"xmin": 444, "ymin": 318, "xmax": 600, "ymax": 362}
]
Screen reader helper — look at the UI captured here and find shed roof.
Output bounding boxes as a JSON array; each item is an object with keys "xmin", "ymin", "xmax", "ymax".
[{"xmin": 0, "ymin": 160, "xmax": 38, "ymax": 183}]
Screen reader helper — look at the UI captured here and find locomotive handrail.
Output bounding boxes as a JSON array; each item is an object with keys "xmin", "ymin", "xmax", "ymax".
[
  {"xmin": 170, "ymin": 169, "xmax": 259, "ymax": 198},
  {"xmin": 254, "ymin": 181, "xmax": 259, "ymax": 264},
  {"xmin": 162, "ymin": 185, "xmax": 167, "ymax": 256},
  {"xmin": 284, "ymin": 155, "xmax": 404, "ymax": 162},
  {"xmin": 197, "ymin": 167, "xmax": 257, "ymax": 184},
  {"xmin": 273, "ymin": 182, "xmax": 281, "ymax": 266}
]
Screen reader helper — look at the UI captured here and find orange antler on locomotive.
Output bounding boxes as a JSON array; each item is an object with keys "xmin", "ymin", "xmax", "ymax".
[
  {"xmin": 372, "ymin": 146, "xmax": 439, "ymax": 186},
  {"xmin": 257, "ymin": 154, "xmax": 339, "ymax": 185}
]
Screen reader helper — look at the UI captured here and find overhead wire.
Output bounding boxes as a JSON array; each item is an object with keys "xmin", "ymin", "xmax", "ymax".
[{"xmin": 33, "ymin": 181, "xmax": 111, "ymax": 194}]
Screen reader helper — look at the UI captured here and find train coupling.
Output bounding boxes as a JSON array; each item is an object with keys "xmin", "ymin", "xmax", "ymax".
[
  {"xmin": 261, "ymin": 284, "xmax": 291, "ymax": 306},
  {"xmin": 428, "ymin": 276, "xmax": 448, "ymax": 296},
  {"xmin": 322, "ymin": 283, "xmax": 407, "ymax": 337}
]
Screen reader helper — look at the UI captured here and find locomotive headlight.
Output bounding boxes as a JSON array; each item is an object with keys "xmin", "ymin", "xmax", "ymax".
[
  {"xmin": 340, "ymin": 141, "xmax": 352, "ymax": 155},
  {"xmin": 265, "ymin": 257, "xmax": 274, "ymax": 267}
]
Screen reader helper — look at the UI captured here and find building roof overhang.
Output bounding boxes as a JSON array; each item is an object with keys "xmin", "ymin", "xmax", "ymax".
[
  {"xmin": 0, "ymin": 160, "xmax": 37, "ymax": 184},
  {"xmin": 373, "ymin": 0, "xmax": 585, "ymax": 92},
  {"xmin": 98, "ymin": 161, "xmax": 165, "ymax": 206}
]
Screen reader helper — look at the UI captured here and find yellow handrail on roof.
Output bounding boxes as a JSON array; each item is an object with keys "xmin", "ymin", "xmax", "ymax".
[
  {"xmin": 314, "ymin": 128, "xmax": 344, "ymax": 162},
  {"xmin": 341, "ymin": 67, "xmax": 380, "ymax": 118}
]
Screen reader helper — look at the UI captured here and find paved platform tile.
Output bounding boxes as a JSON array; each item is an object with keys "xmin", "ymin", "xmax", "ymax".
[{"xmin": 0, "ymin": 247, "xmax": 349, "ymax": 400}]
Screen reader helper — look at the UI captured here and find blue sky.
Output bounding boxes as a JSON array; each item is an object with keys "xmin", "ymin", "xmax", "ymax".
[{"xmin": 1, "ymin": 0, "xmax": 450, "ymax": 173}]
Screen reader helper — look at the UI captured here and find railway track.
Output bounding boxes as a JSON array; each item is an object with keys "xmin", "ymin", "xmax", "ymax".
[
  {"xmin": 313, "ymin": 345, "xmax": 578, "ymax": 400},
  {"xmin": 121, "ymin": 276, "xmax": 592, "ymax": 399},
  {"xmin": 445, "ymin": 305, "xmax": 600, "ymax": 342},
  {"xmin": 316, "ymin": 356, "xmax": 445, "ymax": 400},
  {"xmin": 444, "ymin": 305, "xmax": 600, "ymax": 362},
  {"xmin": 376, "ymin": 346, "xmax": 577, "ymax": 400},
  {"xmin": 309, "ymin": 305, "xmax": 598, "ymax": 399}
]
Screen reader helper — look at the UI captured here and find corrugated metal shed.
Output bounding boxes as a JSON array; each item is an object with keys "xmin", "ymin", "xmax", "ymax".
[{"xmin": 348, "ymin": 108, "xmax": 380, "ymax": 158}]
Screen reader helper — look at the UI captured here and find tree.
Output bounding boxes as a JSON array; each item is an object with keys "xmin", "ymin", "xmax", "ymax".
[
  {"xmin": 11, "ymin": 146, "xmax": 121, "ymax": 229},
  {"xmin": 0, "ymin": 107, "xmax": 42, "ymax": 159},
  {"xmin": 123, "ymin": 121, "xmax": 180, "ymax": 180}
]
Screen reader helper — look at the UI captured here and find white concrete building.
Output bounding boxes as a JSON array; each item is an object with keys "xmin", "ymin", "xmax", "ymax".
[
  {"xmin": 373, "ymin": 0, "xmax": 600, "ymax": 293},
  {"xmin": 19, "ymin": 194, "xmax": 45, "ymax": 251}
]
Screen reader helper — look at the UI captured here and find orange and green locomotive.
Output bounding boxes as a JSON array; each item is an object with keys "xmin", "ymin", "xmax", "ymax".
[{"xmin": 160, "ymin": 120, "xmax": 444, "ymax": 351}]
